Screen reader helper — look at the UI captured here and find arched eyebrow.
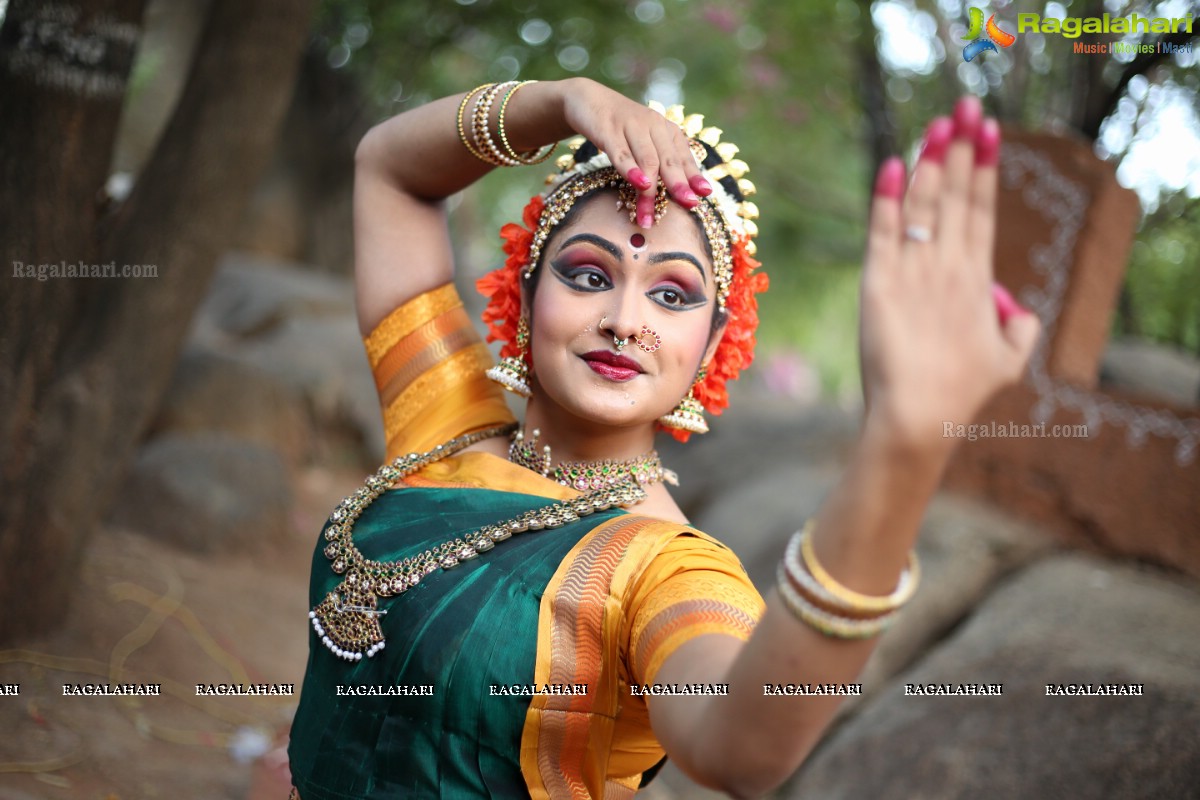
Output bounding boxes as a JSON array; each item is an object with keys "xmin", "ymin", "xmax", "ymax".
[
  {"xmin": 557, "ymin": 232, "xmax": 707, "ymax": 285},
  {"xmin": 648, "ymin": 251, "xmax": 707, "ymax": 285},
  {"xmin": 556, "ymin": 233, "xmax": 622, "ymax": 260}
]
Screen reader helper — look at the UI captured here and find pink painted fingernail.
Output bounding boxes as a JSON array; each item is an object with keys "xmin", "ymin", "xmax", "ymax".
[
  {"xmin": 628, "ymin": 168, "xmax": 651, "ymax": 190},
  {"xmin": 873, "ymin": 157, "xmax": 905, "ymax": 200},
  {"xmin": 690, "ymin": 175, "xmax": 713, "ymax": 196},
  {"xmin": 920, "ymin": 117, "xmax": 954, "ymax": 164},
  {"xmin": 636, "ymin": 195, "xmax": 654, "ymax": 229},
  {"xmin": 953, "ymin": 95, "xmax": 982, "ymax": 140},
  {"xmin": 975, "ymin": 118, "xmax": 1001, "ymax": 166},
  {"xmin": 671, "ymin": 182, "xmax": 699, "ymax": 207},
  {"xmin": 992, "ymin": 282, "xmax": 1028, "ymax": 324}
]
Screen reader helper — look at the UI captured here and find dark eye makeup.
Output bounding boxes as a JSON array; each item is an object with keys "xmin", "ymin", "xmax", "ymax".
[
  {"xmin": 549, "ymin": 249, "xmax": 709, "ymax": 310},
  {"xmin": 550, "ymin": 258, "xmax": 610, "ymax": 292},
  {"xmin": 649, "ymin": 281, "xmax": 706, "ymax": 309}
]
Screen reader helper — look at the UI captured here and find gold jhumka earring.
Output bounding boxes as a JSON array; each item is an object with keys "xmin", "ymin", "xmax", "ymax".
[
  {"xmin": 659, "ymin": 367, "xmax": 709, "ymax": 435},
  {"xmin": 485, "ymin": 316, "xmax": 532, "ymax": 397}
]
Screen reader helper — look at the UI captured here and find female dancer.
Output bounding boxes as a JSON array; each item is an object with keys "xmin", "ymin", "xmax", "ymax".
[{"xmin": 287, "ymin": 77, "xmax": 1039, "ymax": 798}]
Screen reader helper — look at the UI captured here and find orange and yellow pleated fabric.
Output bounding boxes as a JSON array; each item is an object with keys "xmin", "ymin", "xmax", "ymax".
[
  {"xmin": 362, "ymin": 282, "xmax": 516, "ymax": 463},
  {"xmin": 520, "ymin": 517, "xmax": 763, "ymax": 798}
]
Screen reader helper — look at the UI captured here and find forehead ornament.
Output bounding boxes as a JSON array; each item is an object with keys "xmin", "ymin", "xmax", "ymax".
[{"xmin": 522, "ymin": 104, "xmax": 759, "ymax": 310}]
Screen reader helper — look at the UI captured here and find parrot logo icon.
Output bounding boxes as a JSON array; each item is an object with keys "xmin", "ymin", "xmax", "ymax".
[{"xmin": 962, "ymin": 7, "xmax": 1016, "ymax": 61}]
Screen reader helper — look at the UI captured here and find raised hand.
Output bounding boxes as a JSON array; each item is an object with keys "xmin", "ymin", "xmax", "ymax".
[
  {"xmin": 859, "ymin": 96, "xmax": 1041, "ymax": 455},
  {"xmin": 559, "ymin": 78, "xmax": 714, "ymax": 227}
]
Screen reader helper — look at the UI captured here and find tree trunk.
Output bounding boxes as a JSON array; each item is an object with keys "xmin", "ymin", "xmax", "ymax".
[
  {"xmin": 0, "ymin": 0, "xmax": 316, "ymax": 644},
  {"xmin": 853, "ymin": 0, "xmax": 894, "ymax": 188}
]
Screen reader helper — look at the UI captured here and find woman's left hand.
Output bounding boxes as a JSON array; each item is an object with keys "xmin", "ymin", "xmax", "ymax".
[{"xmin": 857, "ymin": 96, "xmax": 1041, "ymax": 459}]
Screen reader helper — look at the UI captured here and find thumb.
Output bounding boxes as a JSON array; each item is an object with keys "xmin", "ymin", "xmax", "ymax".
[{"xmin": 999, "ymin": 311, "xmax": 1041, "ymax": 383}]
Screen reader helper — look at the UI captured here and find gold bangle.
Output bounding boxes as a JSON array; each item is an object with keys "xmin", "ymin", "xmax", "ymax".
[
  {"xmin": 468, "ymin": 82, "xmax": 505, "ymax": 166},
  {"xmin": 496, "ymin": 80, "xmax": 556, "ymax": 166},
  {"xmin": 456, "ymin": 83, "xmax": 494, "ymax": 164},
  {"xmin": 473, "ymin": 81, "xmax": 519, "ymax": 166},
  {"xmin": 793, "ymin": 520, "xmax": 919, "ymax": 614},
  {"xmin": 775, "ymin": 564, "xmax": 895, "ymax": 640}
]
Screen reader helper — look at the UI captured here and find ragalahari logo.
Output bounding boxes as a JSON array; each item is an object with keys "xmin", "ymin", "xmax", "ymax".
[{"xmin": 962, "ymin": 7, "xmax": 1016, "ymax": 61}]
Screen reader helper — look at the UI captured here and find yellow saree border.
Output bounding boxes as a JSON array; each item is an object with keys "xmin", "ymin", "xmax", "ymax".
[{"xmin": 519, "ymin": 515, "xmax": 698, "ymax": 799}]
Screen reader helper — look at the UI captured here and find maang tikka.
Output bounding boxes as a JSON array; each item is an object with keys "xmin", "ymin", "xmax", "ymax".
[{"xmin": 485, "ymin": 316, "xmax": 532, "ymax": 397}]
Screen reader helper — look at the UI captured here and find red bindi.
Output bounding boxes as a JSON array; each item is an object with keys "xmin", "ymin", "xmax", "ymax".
[{"xmin": 629, "ymin": 233, "xmax": 646, "ymax": 249}]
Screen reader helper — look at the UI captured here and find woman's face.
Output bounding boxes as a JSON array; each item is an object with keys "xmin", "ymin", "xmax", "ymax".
[{"xmin": 525, "ymin": 190, "xmax": 724, "ymax": 431}]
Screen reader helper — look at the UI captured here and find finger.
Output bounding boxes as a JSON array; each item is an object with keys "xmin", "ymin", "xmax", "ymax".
[
  {"xmin": 902, "ymin": 117, "xmax": 953, "ymax": 259},
  {"xmin": 998, "ymin": 309, "xmax": 1041, "ymax": 383},
  {"xmin": 636, "ymin": 193, "xmax": 656, "ymax": 230},
  {"xmin": 968, "ymin": 118, "xmax": 1001, "ymax": 275},
  {"xmin": 938, "ymin": 97, "xmax": 982, "ymax": 264},
  {"xmin": 992, "ymin": 282, "xmax": 1022, "ymax": 325},
  {"xmin": 615, "ymin": 128, "xmax": 656, "ymax": 192},
  {"xmin": 865, "ymin": 157, "xmax": 906, "ymax": 273},
  {"xmin": 648, "ymin": 122, "xmax": 700, "ymax": 210},
  {"xmin": 611, "ymin": 129, "xmax": 659, "ymax": 229}
]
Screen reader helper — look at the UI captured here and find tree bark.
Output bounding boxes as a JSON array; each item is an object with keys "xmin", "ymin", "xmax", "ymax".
[
  {"xmin": 0, "ymin": 0, "xmax": 316, "ymax": 644},
  {"xmin": 0, "ymin": 0, "xmax": 149, "ymax": 643},
  {"xmin": 853, "ymin": 0, "xmax": 895, "ymax": 188}
]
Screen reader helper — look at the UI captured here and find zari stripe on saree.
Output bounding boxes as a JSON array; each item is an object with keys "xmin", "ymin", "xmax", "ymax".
[{"xmin": 522, "ymin": 515, "xmax": 666, "ymax": 799}]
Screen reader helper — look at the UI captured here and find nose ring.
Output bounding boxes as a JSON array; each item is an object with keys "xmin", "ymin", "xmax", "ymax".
[
  {"xmin": 635, "ymin": 325, "xmax": 661, "ymax": 353},
  {"xmin": 600, "ymin": 316, "xmax": 629, "ymax": 351}
]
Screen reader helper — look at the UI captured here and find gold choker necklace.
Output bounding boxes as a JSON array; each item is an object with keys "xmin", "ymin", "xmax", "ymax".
[{"xmin": 508, "ymin": 427, "xmax": 678, "ymax": 493}]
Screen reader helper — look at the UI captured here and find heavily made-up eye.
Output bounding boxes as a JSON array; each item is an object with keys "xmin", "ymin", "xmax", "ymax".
[
  {"xmin": 560, "ymin": 267, "xmax": 609, "ymax": 291},
  {"xmin": 649, "ymin": 284, "xmax": 704, "ymax": 308}
]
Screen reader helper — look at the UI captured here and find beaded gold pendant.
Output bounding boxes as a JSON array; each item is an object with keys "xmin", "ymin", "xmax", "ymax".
[{"xmin": 310, "ymin": 571, "xmax": 389, "ymax": 661}]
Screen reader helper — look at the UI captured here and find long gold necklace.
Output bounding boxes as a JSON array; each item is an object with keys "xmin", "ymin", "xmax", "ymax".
[
  {"xmin": 310, "ymin": 423, "xmax": 648, "ymax": 662},
  {"xmin": 508, "ymin": 427, "xmax": 678, "ymax": 492}
]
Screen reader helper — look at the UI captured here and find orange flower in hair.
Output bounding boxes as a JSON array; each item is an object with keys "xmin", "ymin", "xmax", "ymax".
[
  {"xmin": 477, "ymin": 195, "xmax": 543, "ymax": 364},
  {"xmin": 664, "ymin": 237, "xmax": 769, "ymax": 443}
]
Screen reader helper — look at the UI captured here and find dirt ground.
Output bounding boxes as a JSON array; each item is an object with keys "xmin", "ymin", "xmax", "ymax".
[{"xmin": 0, "ymin": 463, "xmax": 365, "ymax": 800}]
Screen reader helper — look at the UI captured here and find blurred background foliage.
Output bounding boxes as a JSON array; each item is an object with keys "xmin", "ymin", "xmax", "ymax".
[{"xmin": 309, "ymin": 0, "xmax": 1198, "ymax": 399}]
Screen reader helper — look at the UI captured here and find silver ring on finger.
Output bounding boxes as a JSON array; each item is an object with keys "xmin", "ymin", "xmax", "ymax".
[{"xmin": 904, "ymin": 225, "xmax": 933, "ymax": 243}]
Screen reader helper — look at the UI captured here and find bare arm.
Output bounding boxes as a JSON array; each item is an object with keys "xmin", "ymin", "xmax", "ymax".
[
  {"xmin": 649, "ymin": 431, "xmax": 948, "ymax": 798},
  {"xmin": 351, "ymin": 78, "xmax": 708, "ymax": 335},
  {"xmin": 645, "ymin": 100, "xmax": 1041, "ymax": 797}
]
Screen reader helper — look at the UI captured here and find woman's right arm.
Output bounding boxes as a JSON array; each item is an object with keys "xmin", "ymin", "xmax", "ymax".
[{"xmin": 352, "ymin": 78, "xmax": 709, "ymax": 335}]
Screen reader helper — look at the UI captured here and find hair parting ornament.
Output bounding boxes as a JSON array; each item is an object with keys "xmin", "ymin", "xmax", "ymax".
[{"xmin": 476, "ymin": 102, "xmax": 769, "ymax": 442}]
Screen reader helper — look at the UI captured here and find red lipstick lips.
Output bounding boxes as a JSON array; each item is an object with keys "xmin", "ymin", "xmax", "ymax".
[{"xmin": 581, "ymin": 350, "xmax": 643, "ymax": 381}]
